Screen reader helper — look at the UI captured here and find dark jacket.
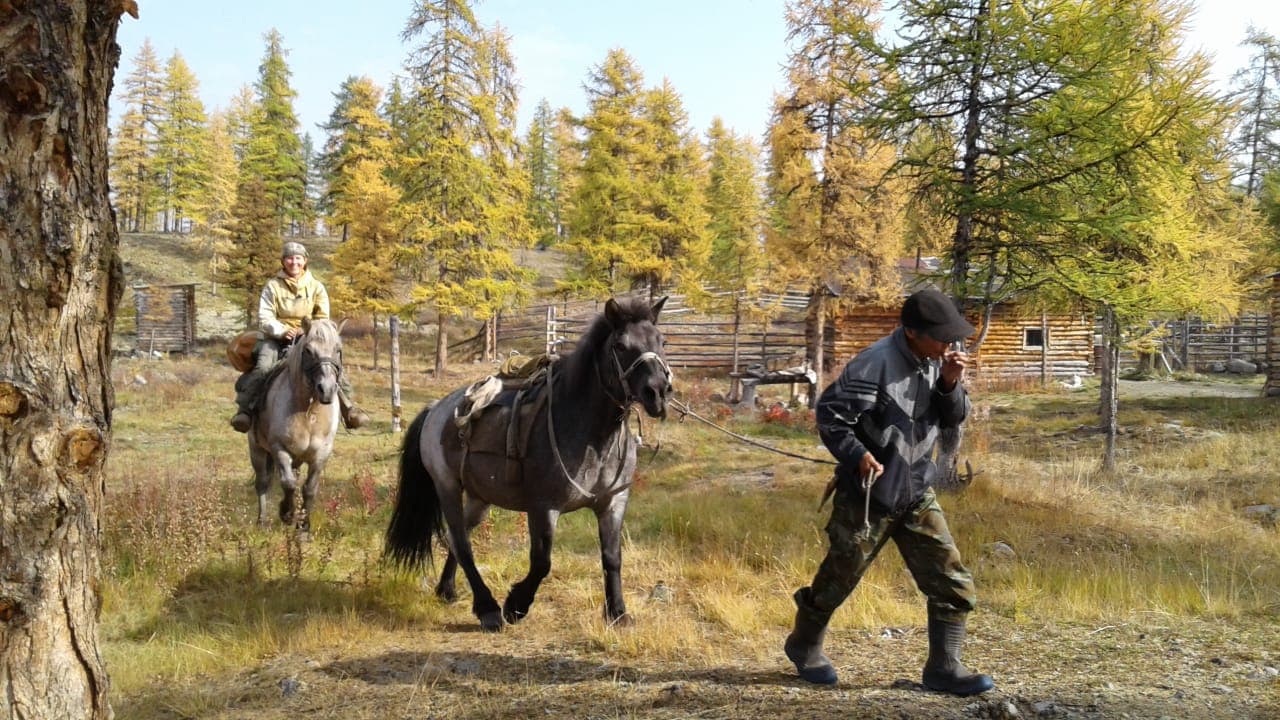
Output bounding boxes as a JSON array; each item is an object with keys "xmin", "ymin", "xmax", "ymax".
[{"xmin": 816, "ymin": 327, "xmax": 969, "ymax": 514}]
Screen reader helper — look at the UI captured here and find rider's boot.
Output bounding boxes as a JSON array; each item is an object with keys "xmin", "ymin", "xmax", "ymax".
[
  {"xmin": 230, "ymin": 372, "xmax": 255, "ymax": 433},
  {"xmin": 343, "ymin": 404, "xmax": 370, "ymax": 430}
]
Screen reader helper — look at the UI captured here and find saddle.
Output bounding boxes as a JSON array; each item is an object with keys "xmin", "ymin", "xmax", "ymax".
[{"xmin": 454, "ymin": 353, "xmax": 557, "ymax": 486}]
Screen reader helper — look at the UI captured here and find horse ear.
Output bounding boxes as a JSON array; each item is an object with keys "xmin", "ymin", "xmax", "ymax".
[
  {"xmin": 337, "ymin": 318, "xmax": 348, "ymax": 335},
  {"xmin": 302, "ymin": 317, "xmax": 312, "ymax": 333},
  {"xmin": 650, "ymin": 295, "xmax": 668, "ymax": 323},
  {"xmin": 604, "ymin": 298, "xmax": 624, "ymax": 329}
]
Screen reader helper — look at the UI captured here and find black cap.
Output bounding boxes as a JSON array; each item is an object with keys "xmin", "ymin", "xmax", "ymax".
[{"xmin": 901, "ymin": 289, "xmax": 975, "ymax": 343}]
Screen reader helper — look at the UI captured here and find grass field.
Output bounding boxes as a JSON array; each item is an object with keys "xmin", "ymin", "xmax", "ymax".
[{"xmin": 101, "ymin": 234, "xmax": 1279, "ymax": 719}]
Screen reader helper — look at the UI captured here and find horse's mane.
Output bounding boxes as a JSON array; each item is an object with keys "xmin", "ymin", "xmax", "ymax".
[
  {"xmin": 560, "ymin": 297, "xmax": 653, "ymax": 386},
  {"xmin": 288, "ymin": 318, "xmax": 342, "ymax": 375}
]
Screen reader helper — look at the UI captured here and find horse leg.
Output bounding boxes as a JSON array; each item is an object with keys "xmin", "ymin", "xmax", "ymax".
[
  {"xmin": 276, "ymin": 450, "xmax": 300, "ymax": 525},
  {"xmin": 597, "ymin": 495, "xmax": 632, "ymax": 626},
  {"xmin": 250, "ymin": 440, "xmax": 274, "ymax": 527},
  {"xmin": 503, "ymin": 509, "xmax": 560, "ymax": 625},
  {"xmin": 437, "ymin": 485, "xmax": 503, "ymax": 631},
  {"xmin": 436, "ymin": 495, "xmax": 490, "ymax": 604},
  {"xmin": 297, "ymin": 459, "xmax": 325, "ymax": 538}
]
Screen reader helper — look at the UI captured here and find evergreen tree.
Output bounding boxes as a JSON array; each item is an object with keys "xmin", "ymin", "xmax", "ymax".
[
  {"xmin": 225, "ymin": 84, "xmax": 257, "ymax": 164},
  {"xmin": 300, "ymin": 132, "xmax": 321, "ymax": 235},
  {"xmin": 525, "ymin": 99, "xmax": 563, "ymax": 248},
  {"xmin": 767, "ymin": 0, "xmax": 904, "ymax": 385},
  {"xmin": 111, "ymin": 38, "xmax": 164, "ymax": 231},
  {"xmin": 397, "ymin": 0, "xmax": 531, "ymax": 373},
  {"xmin": 242, "ymin": 29, "xmax": 306, "ymax": 235},
  {"xmin": 222, "ymin": 177, "xmax": 281, "ymax": 323},
  {"xmin": 1228, "ymin": 28, "xmax": 1280, "ymax": 197},
  {"xmin": 155, "ymin": 51, "xmax": 211, "ymax": 233},
  {"xmin": 319, "ymin": 76, "xmax": 386, "ymax": 240},
  {"xmin": 564, "ymin": 49, "xmax": 649, "ymax": 295}
]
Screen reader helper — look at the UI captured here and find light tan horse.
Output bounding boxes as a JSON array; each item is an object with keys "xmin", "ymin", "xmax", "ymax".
[{"xmin": 247, "ymin": 318, "xmax": 344, "ymax": 533}]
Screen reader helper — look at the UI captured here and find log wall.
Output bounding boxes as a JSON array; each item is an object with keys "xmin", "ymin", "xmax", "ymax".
[{"xmin": 133, "ymin": 283, "xmax": 196, "ymax": 353}]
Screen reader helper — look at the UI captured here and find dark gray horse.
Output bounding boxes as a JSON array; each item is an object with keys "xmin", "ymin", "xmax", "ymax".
[{"xmin": 385, "ymin": 296, "xmax": 673, "ymax": 631}]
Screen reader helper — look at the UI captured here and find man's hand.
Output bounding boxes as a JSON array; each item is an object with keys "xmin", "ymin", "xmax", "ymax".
[
  {"xmin": 282, "ymin": 326, "xmax": 301, "ymax": 341},
  {"xmin": 940, "ymin": 349, "xmax": 968, "ymax": 390},
  {"xmin": 859, "ymin": 451, "xmax": 884, "ymax": 479}
]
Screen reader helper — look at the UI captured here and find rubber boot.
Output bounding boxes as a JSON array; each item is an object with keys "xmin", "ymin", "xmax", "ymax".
[
  {"xmin": 784, "ymin": 587, "xmax": 838, "ymax": 685},
  {"xmin": 922, "ymin": 614, "xmax": 994, "ymax": 696}
]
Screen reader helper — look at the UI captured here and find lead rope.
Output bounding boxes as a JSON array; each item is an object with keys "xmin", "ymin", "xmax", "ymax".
[
  {"xmin": 852, "ymin": 467, "xmax": 881, "ymax": 542},
  {"xmin": 547, "ymin": 361, "xmax": 633, "ymax": 501}
]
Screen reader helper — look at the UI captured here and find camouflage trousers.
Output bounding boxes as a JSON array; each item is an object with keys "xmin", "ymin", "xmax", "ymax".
[{"xmin": 799, "ymin": 486, "xmax": 976, "ymax": 625}]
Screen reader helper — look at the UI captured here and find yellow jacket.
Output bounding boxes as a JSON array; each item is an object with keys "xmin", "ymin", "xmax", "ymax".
[{"xmin": 258, "ymin": 270, "xmax": 329, "ymax": 339}]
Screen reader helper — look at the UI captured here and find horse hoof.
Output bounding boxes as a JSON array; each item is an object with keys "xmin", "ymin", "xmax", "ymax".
[
  {"xmin": 478, "ymin": 611, "xmax": 504, "ymax": 632},
  {"xmin": 435, "ymin": 586, "xmax": 458, "ymax": 604},
  {"xmin": 502, "ymin": 606, "xmax": 528, "ymax": 625},
  {"xmin": 606, "ymin": 612, "xmax": 634, "ymax": 628}
]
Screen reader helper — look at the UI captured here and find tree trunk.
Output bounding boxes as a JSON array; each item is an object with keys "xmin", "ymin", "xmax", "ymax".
[
  {"xmin": 435, "ymin": 309, "xmax": 449, "ymax": 376},
  {"xmin": 390, "ymin": 316, "xmax": 402, "ymax": 433},
  {"xmin": 1099, "ymin": 306, "xmax": 1120, "ymax": 473},
  {"xmin": 0, "ymin": 2, "xmax": 132, "ymax": 718}
]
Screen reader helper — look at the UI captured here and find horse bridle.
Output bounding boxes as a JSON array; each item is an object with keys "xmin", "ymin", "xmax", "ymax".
[
  {"xmin": 298, "ymin": 343, "xmax": 341, "ymax": 388},
  {"xmin": 600, "ymin": 335, "xmax": 673, "ymax": 411}
]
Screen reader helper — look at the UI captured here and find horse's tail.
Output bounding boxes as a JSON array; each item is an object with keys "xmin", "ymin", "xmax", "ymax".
[{"xmin": 384, "ymin": 406, "xmax": 443, "ymax": 570}]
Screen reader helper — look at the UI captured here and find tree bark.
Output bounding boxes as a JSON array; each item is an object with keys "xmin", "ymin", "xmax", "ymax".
[{"xmin": 0, "ymin": 2, "xmax": 132, "ymax": 718}]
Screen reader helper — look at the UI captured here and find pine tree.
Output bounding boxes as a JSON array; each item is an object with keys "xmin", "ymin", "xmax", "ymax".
[
  {"xmin": 241, "ymin": 29, "xmax": 306, "ymax": 235},
  {"xmin": 319, "ymin": 76, "xmax": 386, "ymax": 240}
]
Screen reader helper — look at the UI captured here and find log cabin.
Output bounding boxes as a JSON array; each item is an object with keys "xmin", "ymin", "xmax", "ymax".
[
  {"xmin": 825, "ymin": 258, "xmax": 1095, "ymax": 381},
  {"xmin": 1267, "ymin": 272, "xmax": 1280, "ymax": 396}
]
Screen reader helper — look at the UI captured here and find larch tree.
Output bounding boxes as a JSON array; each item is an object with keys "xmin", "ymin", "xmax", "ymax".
[
  {"xmin": 397, "ymin": 0, "xmax": 530, "ymax": 374},
  {"xmin": 224, "ymin": 84, "xmax": 257, "ymax": 164},
  {"xmin": 110, "ymin": 38, "xmax": 163, "ymax": 232},
  {"xmin": 564, "ymin": 49, "xmax": 650, "ymax": 296},
  {"xmin": 702, "ymin": 117, "xmax": 768, "ymax": 386},
  {"xmin": 1, "ymin": 2, "xmax": 136, "ymax": 717},
  {"xmin": 241, "ymin": 29, "xmax": 306, "ymax": 236},
  {"xmin": 525, "ymin": 98, "xmax": 564, "ymax": 249},
  {"xmin": 767, "ymin": 0, "xmax": 904, "ymax": 390},
  {"xmin": 1023, "ymin": 0, "xmax": 1254, "ymax": 471},
  {"xmin": 319, "ymin": 75, "xmax": 387, "ymax": 241},
  {"xmin": 155, "ymin": 50, "xmax": 211, "ymax": 233},
  {"xmin": 1228, "ymin": 28, "xmax": 1280, "ymax": 198},
  {"xmin": 629, "ymin": 79, "xmax": 711, "ymax": 300}
]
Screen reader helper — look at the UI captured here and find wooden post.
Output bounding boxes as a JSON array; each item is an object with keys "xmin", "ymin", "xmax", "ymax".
[
  {"xmin": 390, "ymin": 315, "xmax": 402, "ymax": 433},
  {"xmin": 1040, "ymin": 311, "xmax": 1048, "ymax": 387},
  {"xmin": 545, "ymin": 305, "xmax": 556, "ymax": 356}
]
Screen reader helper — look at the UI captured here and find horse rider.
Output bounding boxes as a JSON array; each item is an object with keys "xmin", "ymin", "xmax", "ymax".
[
  {"xmin": 229, "ymin": 241, "xmax": 370, "ymax": 432},
  {"xmin": 784, "ymin": 288, "xmax": 994, "ymax": 696}
]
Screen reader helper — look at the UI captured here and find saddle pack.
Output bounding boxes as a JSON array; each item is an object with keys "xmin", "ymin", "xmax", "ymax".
[{"xmin": 454, "ymin": 353, "xmax": 557, "ymax": 486}]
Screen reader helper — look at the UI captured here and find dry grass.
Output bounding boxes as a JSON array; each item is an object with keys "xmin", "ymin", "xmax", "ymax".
[
  {"xmin": 98, "ymin": 250, "xmax": 1279, "ymax": 716},
  {"xmin": 101, "ymin": 350, "xmax": 1280, "ymax": 718}
]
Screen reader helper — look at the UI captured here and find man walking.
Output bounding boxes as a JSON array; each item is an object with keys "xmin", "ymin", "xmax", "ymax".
[{"xmin": 784, "ymin": 288, "xmax": 994, "ymax": 696}]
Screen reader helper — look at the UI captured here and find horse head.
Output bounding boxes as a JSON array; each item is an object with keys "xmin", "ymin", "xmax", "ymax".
[
  {"xmin": 294, "ymin": 317, "xmax": 343, "ymax": 405},
  {"xmin": 604, "ymin": 296, "xmax": 673, "ymax": 419}
]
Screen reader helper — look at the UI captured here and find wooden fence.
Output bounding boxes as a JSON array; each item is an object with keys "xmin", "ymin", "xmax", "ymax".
[
  {"xmin": 1157, "ymin": 314, "xmax": 1270, "ymax": 372},
  {"xmin": 494, "ymin": 291, "xmax": 811, "ymax": 373}
]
